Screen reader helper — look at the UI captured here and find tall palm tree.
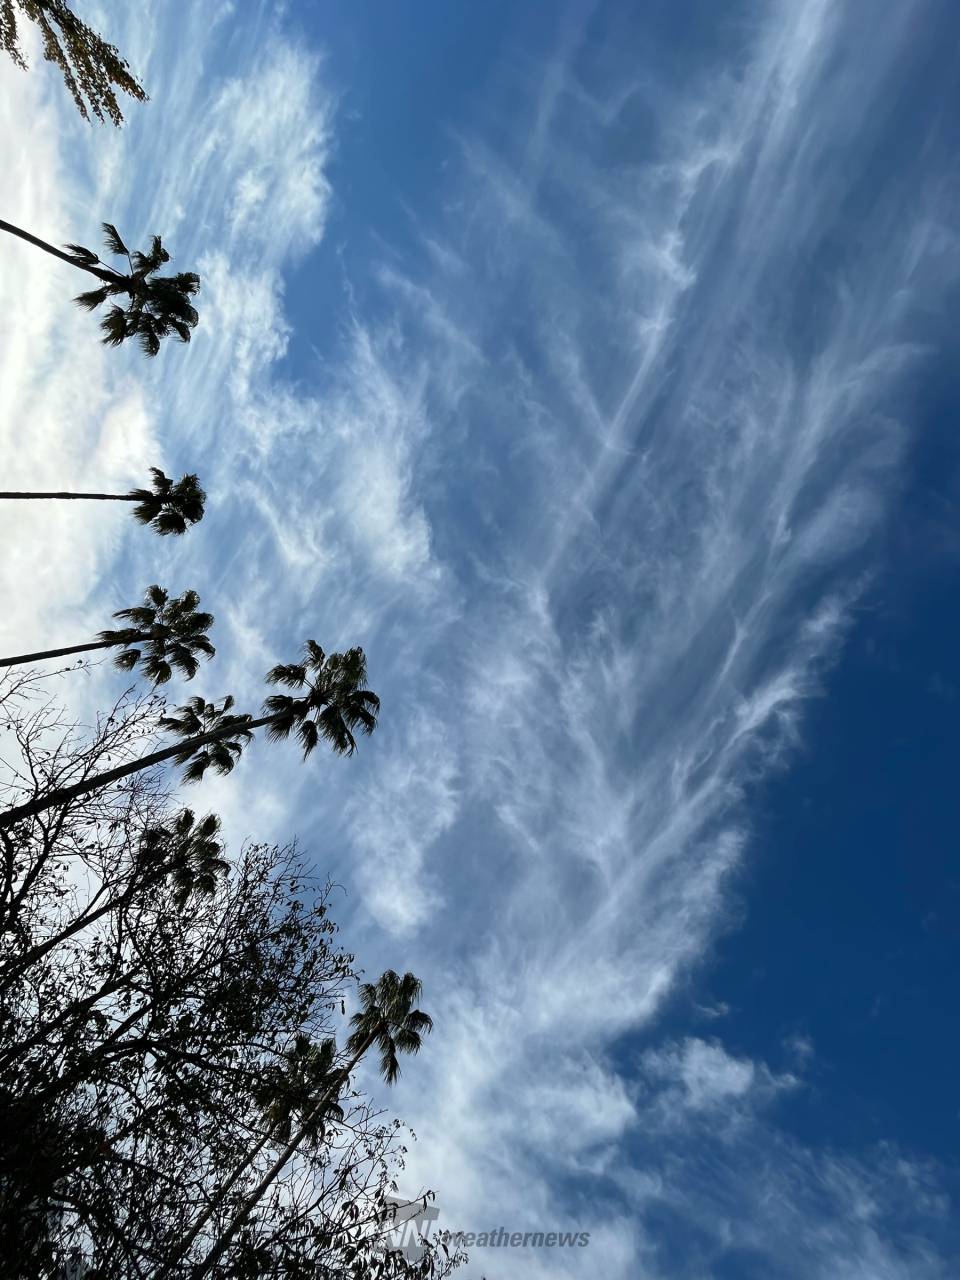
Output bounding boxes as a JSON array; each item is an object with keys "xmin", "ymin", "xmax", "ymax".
[
  {"xmin": 0, "ymin": 584, "xmax": 214, "ymax": 681},
  {"xmin": 0, "ymin": 468, "xmax": 206, "ymax": 536},
  {"xmin": 1, "ymin": 0, "xmax": 146, "ymax": 125},
  {"xmin": 0, "ymin": 219, "xmax": 199, "ymax": 354},
  {"xmin": 251, "ymin": 1036, "xmax": 345, "ymax": 1146},
  {"xmin": 0, "ymin": 642, "xmax": 379, "ymax": 831},
  {"xmin": 158, "ymin": 1036, "xmax": 344, "ymax": 1278},
  {"xmin": 182, "ymin": 972, "xmax": 432, "ymax": 1280},
  {"xmin": 346, "ymin": 969, "xmax": 435, "ymax": 1086}
]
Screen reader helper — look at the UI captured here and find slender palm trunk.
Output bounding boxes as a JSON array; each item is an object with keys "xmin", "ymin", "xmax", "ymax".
[
  {"xmin": 0, "ymin": 492, "xmax": 138, "ymax": 501},
  {"xmin": 0, "ymin": 217, "xmax": 122, "ymax": 285},
  {"xmin": 158, "ymin": 1120, "xmax": 276, "ymax": 1276},
  {"xmin": 182, "ymin": 1034, "xmax": 374, "ymax": 1280},
  {"xmin": 0, "ymin": 637, "xmax": 136, "ymax": 670},
  {"xmin": 0, "ymin": 714, "xmax": 277, "ymax": 832}
]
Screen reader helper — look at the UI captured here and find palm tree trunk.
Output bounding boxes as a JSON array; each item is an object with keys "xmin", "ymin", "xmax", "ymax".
[
  {"xmin": 0, "ymin": 492, "xmax": 138, "ymax": 501},
  {"xmin": 0, "ymin": 217, "xmax": 121, "ymax": 285},
  {"xmin": 0, "ymin": 638, "xmax": 130, "ymax": 670},
  {"xmin": 157, "ymin": 1123, "xmax": 276, "ymax": 1276},
  {"xmin": 185, "ymin": 1036, "xmax": 374, "ymax": 1280},
  {"xmin": 0, "ymin": 714, "xmax": 277, "ymax": 832}
]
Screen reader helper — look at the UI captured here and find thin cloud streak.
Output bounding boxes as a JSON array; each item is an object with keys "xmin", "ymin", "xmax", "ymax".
[{"xmin": 361, "ymin": 1, "xmax": 960, "ymax": 1274}]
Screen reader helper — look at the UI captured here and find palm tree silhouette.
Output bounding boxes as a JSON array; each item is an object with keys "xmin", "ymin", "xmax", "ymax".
[
  {"xmin": 159, "ymin": 695, "xmax": 256, "ymax": 785},
  {"xmin": 253, "ymin": 1035, "xmax": 345, "ymax": 1146},
  {"xmin": 182, "ymin": 972, "xmax": 432, "ymax": 1280},
  {"xmin": 0, "ymin": 584, "xmax": 214, "ymax": 681},
  {"xmin": 346, "ymin": 969, "xmax": 435, "ymax": 1085},
  {"xmin": 138, "ymin": 809, "xmax": 228, "ymax": 906},
  {"xmin": 0, "ymin": 219, "xmax": 198, "ymax": 354},
  {"xmin": 261, "ymin": 639, "xmax": 381, "ymax": 758},
  {"xmin": 5, "ymin": 809, "xmax": 225, "ymax": 986},
  {"xmin": 0, "ymin": 468, "xmax": 206, "ymax": 536},
  {"xmin": 0, "ymin": 642, "xmax": 379, "ymax": 830},
  {"xmin": 1, "ymin": 0, "xmax": 146, "ymax": 125}
]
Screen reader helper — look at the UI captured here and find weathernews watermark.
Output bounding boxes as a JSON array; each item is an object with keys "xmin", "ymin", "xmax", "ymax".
[{"xmin": 381, "ymin": 1199, "xmax": 590, "ymax": 1262}]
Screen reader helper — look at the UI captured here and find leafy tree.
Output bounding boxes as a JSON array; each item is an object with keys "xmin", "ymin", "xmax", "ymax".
[
  {"xmin": 0, "ymin": 642, "xmax": 380, "ymax": 830},
  {"xmin": 0, "ymin": 0, "xmax": 146, "ymax": 124},
  {"xmin": 182, "ymin": 971, "xmax": 434, "ymax": 1278},
  {"xmin": 0, "ymin": 219, "xmax": 199, "ymax": 354},
  {"xmin": 0, "ymin": 468, "xmax": 207, "ymax": 535},
  {"xmin": 0, "ymin": 672, "xmax": 460, "ymax": 1278},
  {"xmin": 0, "ymin": 584, "xmax": 215, "ymax": 682}
]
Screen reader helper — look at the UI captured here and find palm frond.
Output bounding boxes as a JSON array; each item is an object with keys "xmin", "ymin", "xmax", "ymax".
[
  {"xmin": 73, "ymin": 286, "xmax": 110, "ymax": 312},
  {"xmin": 148, "ymin": 467, "xmax": 172, "ymax": 494},
  {"xmin": 168, "ymin": 646, "xmax": 199, "ymax": 681},
  {"xmin": 173, "ymin": 271, "xmax": 201, "ymax": 295},
  {"xmin": 296, "ymin": 719, "xmax": 319, "ymax": 759},
  {"xmin": 317, "ymin": 705, "xmax": 357, "ymax": 757},
  {"xmin": 152, "ymin": 510, "xmax": 188, "ymax": 536},
  {"xmin": 142, "ymin": 656, "xmax": 173, "ymax": 685},
  {"xmin": 101, "ymin": 222, "xmax": 129, "ymax": 257},
  {"xmin": 304, "ymin": 639, "xmax": 326, "ymax": 669},
  {"xmin": 190, "ymin": 635, "xmax": 216, "ymax": 659},
  {"xmin": 63, "ymin": 242, "xmax": 99, "ymax": 265},
  {"xmin": 110, "ymin": 605, "xmax": 154, "ymax": 628},
  {"xmin": 99, "ymin": 305, "xmax": 128, "ymax": 347},
  {"xmin": 112, "ymin": 649, "xmax": 140, "ymax": 672},
  {"xmin": 137, "ymin": 324, "xmax": 161, "ymax": 358},
  {"xmin": 265, "ymin": 663, "xmax": 307, "ymax": 689}
]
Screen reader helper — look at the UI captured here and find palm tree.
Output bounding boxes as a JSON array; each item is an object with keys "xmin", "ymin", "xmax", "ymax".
[
  {"xmin": 0, "ymin": 642, "xmax": 379, "ymax": 831},
  {"xmin": 138, "ymin": 808, "xmax": 228, "ymax": 906},
  {"xmin": 0, "ymin": 584, "xmax": 215, "ymax": 681},
  {"xmin": 0, "ymin": 219, "xmax": 198, "ymax": 354},
  {"xmin": 0, "ymin": 468, "xmax": 206, "ymax": 535},
  {"xmin": 182, "ymin": 972, "xmax": 432, "ymax": 1280},
  {"xmin": 4, "ymin": 810, "xmax": 226, "ymax": 984},
  {"xmin": 346, "ymin": 969, "xmax": 435, "ymax": 1085},
  {"xmin": 158, "ymin": 1036, "xmax": 344, "ymax": 1278},
  {"xmin": 1, "ymin": 0, "xmax": 146, "ymax": 125},
  {"xmin": 251, "ymin": 1036, "xmax": 345, "ymax": 1145},
  {"xmin": 261, "ymin": 639, "xmax": 381, "ymax": 758}
]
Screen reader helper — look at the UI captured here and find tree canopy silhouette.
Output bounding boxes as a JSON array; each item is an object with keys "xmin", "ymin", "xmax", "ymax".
[
  {"xmin": 0, "ymin": 468, "xmax": 206, "ymax": 535},
  {"xmin": 0, "ymin": 219, "xmax": 199, "ymax": 355},
  {"xmin": 0, "ymin": 583, "xmax": 215, "ymax": 682},
  {"xmin": 0, "ymin": 0, "xmax": 146, "ymax": 125},
  {"xmin": 0, "ymin": 675, "xmax": 460, "ymax": 1276}
]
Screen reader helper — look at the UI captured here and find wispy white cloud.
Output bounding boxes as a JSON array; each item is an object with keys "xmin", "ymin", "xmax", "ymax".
[{"xmin": 355, "ymin": 1, "xmax": 960, "ymax": 1274}]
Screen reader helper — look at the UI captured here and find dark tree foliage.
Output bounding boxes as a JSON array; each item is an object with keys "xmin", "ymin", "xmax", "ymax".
[
  {"xmin": 126, "ymin": 469, "xmax": 207, "ymax": 535},
  {"xmin": 67, "ymin": 224, "xmax": 201, "ymax": 356},
  {"xmin": 100, "ymin": 584, "xmax": 216, "ymax": 684},
  {"xmin": 0, "ymin": 219, "xmax": 200, "ymax": 357},
  {"xmin": 0, "ymin": 673, "xmax": 462, "ymax": 1279},
  {"xmin": 0, "ymin": 582, "xmax": 215, "ymax": 682},
  {"xmin": 0, "ymin": 0, "xmax": 146, "ymax": 125},
  {"xmin": 0, "ymin": 641, "xmax": 380, "ymax": 830}
]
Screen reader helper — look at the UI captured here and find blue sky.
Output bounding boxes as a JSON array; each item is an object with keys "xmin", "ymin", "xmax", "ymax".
[{"xmin": 1, "ymin": 1, "xmax": 959, "ymax": 1276}]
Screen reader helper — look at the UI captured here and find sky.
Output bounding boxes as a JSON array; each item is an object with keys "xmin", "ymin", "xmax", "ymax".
[{"xmin": 1, "ymin": 1, "xmax": 959, "ymax": 1276}]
